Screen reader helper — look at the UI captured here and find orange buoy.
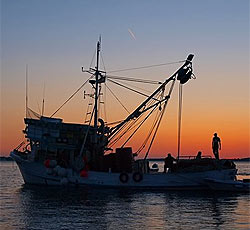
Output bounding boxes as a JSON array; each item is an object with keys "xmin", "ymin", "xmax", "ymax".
[
  {"xmin": 80, "ymin": 170, "xmax": 88, "ymax": 178},
  {"xmin": 44, "ymin": 159, "xmax": 50, "ymax": 168}
]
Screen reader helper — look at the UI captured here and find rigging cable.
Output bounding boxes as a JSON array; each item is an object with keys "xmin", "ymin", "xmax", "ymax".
[
  {"xmin": 42, "ymin": 82, "xmax": 46, "ymax": 116},
  {"xmin": 103, "ymin": 82, "xmax": 107, "ymax": 122},
  {"xmin": 80, "ymin": 106, "xmax": 95, "ymax": 157},
  {"xmin": 100, "ymin": 52, "xmax": 106, "ymax": 72},
  {"xmin": 84, "ymin": 87, "xmax": 94, "ymax": 123},
  {"xmin": 89, "ymin": 48, "xmax": 97, "ymax": 69},
  {"xmin": 121, "ymin": 103, "xmax": 159, "ymax": 148},
  {"xmin": 50, "ymin": 75, "xmax": 94, "ymax": 118},
  {"xmin": 106, "ymin": 119, "xmax": 125, "ymax": 126},
  {"xmin": 108, "ymin": 89, "xmax": 162, "ymax": 146},
  {"xmin": 122, "ymin": 87, "xmax": 166, "ymax": 149},
  {"xmin": 177, "ymin": 83, "xmax": 183, "ymax": 160},
  {"xmin": 143, "ymin": 99, "xmax": 168, "ymax": 160},
  {"xmin": 108, "ymin": 60, "xmax": 185, "ymax": 73},
  {"xmin": 108, "ymin": 91, "xmax": 162, "ymax": 147},
  {"xmin": 135, "ymin": 94, "xmax": 165, "ymax": 155},
  {"xmin": 144, "ymin": 79, "xmax": 176, "ymax": 160},
  {"xmin": 113, "ymin": 79, "xmax": 154, "ymax": 95},
  {"xmin": 107, "ymin": 78, "xmax": 155, "ymax": 99},
  {"xmin": 108, "ymin": 111, "xmax": 141, "ymax": 146},
  {"xmin": 107, "ymin": 75, "xmax": 162, "ymax": 85},
  {"xmin": 105, "ymin": 83, "xmax": 130, "ymax": 114}
]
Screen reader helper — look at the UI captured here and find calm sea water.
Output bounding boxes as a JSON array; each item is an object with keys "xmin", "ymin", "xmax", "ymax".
[{"xmin": 0, "ymin": 161, "xmax": 249, "ymax": 230}]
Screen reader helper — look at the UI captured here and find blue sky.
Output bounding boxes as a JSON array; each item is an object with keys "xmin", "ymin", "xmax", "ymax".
[{"xmin": 1, "ymin": 0, "xmax": 249, "ymax": 157}]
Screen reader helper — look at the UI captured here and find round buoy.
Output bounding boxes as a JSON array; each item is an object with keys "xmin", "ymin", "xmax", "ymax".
[
  {"xmin": 80, "ymin": 170, "xmax": 88, "ymax": 178},
  {"xmin": 119, "ymin": 172, "xmax": 129, "ymax": 183},
  {"xmin": 44, "ymin": 159, "xmax": 50, "ymax": 168},
  {"xmin": 133, "ymin": 172, "xmax": 143, "ymax": 182}
]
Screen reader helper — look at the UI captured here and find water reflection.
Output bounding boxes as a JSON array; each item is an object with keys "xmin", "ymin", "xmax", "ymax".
[
  {"xmin": 1, "ymin": 162, "xmax": 249, "ymax": 230},
  {"xmin": 14, "ymin": 186, "xmax": 249, "ymax": 230}
]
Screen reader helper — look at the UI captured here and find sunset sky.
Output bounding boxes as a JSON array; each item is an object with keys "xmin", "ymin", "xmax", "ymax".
[{"xmin": 1, "ymin": 0, "xmax": 249, "ymax": 158}]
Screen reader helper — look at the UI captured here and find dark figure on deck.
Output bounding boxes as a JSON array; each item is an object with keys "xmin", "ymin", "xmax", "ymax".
[
  {"xmin": 164, "ymin": 153, "xmax": 175, "ymax": 173},
  {"xmin": 196, "ymin": 151, "xmax": 202, "ymax": 160},
  {"xmin": 212, "ymin": 133, "xmax": 221, "ymax": 160}
]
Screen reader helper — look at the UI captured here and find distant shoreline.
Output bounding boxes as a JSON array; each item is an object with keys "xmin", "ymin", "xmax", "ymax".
[
  {"xmin": 148, "ymin": 157, "xmax": 250, "ymax": 162},
  {"xmin": 1, "ymin": 156, "xmax": 249, "ymax": 162},
  {"xmin": 0, "ymin": 156, "xmax": 14, "ymax": 161}
]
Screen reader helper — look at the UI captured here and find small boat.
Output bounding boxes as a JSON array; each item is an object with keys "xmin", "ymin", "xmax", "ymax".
[
  {"xmin": 204, "ymin": 178, "xmax": 250, "ymax": 192},
  {"xmin": 10, "ymin": 39, "xmax": 237, "ymax": 189}
]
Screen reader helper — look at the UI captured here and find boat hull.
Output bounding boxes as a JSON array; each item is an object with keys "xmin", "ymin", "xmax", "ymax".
[
  {"xmin": 11, "ymin": 152, "xmax": 237, "ymax": 190},
  {"xmin": 204, "ymin": 179, "xmax": 250, "ymax": 192}
]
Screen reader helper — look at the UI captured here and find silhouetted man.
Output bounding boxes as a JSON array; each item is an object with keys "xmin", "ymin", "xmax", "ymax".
[
  {"xmin": 212, "ymin": 133, "xmax": 221, "ymax": 160},
  {"xmin": 196, "ymin": 151, "xmax": 202, "ymax": 160},
  {"xmin": 164, "ymin": 153, "xmax": 175, "ymax": 173}
]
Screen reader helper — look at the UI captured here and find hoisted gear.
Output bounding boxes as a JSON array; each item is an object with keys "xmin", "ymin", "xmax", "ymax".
[
  {"xmin": 177, "ymin": 66, "xmax": 193, "ymax": 84},
  {"xmin": 177, "ymin": 54, "xmax": 194, "ymax": 85}
]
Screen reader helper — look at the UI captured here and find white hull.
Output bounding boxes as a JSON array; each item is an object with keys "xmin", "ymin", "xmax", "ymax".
[
  {"xmin": 11, "ymin": 152, "xmax": 237, "ymax": 190},
  {"xmin": 204, "ymin": 179, "xmax": 250, "ymax": 192}
]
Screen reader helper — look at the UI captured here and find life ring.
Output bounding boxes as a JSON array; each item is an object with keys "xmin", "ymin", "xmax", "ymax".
[
  {"xmin": 119, "ymin": 172, "xmax": 129, "ymax": 183},
  {"xmin": 133, "ymin": 172, "xmax": 143, "ymax": 182}
]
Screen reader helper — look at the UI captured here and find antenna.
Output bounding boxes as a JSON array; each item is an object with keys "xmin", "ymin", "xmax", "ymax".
[
  {"xmin": 94, "ymin": 38, "xmax": 101, "ymax": 132},
  {"xmin": 25, "ymin": 64, "xmax": 28, "ymax": 118},
  {"xmin": 42, "ymin": 83, "xmax": 45, "ymax": 116}
]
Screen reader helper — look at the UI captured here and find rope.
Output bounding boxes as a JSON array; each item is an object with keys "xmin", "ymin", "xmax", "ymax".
[
  {"xmin": 106, "ymin": 119, "xmax": 125, "ymax": 126},
  {"xmin": 108, "ymin": 112, "xmax": 142, "ymax": 145},
  {"xmin": 143, "ymin": 79, "xmax": 176, "ymax": 159},
  {"xmin": 80, "ymin": 106, "xmax": 95, "ymax": 157},
  {"xmin": 89, "ymin": 48, "xmax": 96, "ymax": 69},
  {"xmin": 103, "ymin": 83, "xmax": 107, "ymax": 122},
  {"xmin": 107, "ymin": 75, "xmax": 162, "ymax": 85},
  {"xmin": 105, "ymin": 83, "xmax": 130, "ymax": 114},
  {"xmin": 144, "ymin": 100, "xmax": 168, "ymax": 160},
  {"xmin": 100, "ymin": 52, "xmax": 106, "ymax": 72},
  {"xmin": 121, "ymin": 103, "xmax": 158, "ymax": 148},
  {"xmin": 84, "ymin": 88, "xmax": 94, "ymax": 123},
  {"xmin": 135, "ymin": 107, "xmax": 161, "ymax": 155},
  {"xmin": 177, "ymin": 83, "xmax": 183, "ymax": 160},
  {"xmin": 113, "ymin": 79, "xmax": 154, "ymax": 94},
  {"xmin": 107, "ymin": 79, "xmax": 151, "ymax": 98},
  {"xmin": 50, "ymin": 75, "xmax": 93, "ymax": 118},
  {"xmin": 136, "ymin": 90, "xmax": 166, "ymax": 155},
  {"xmin": 107, "ymin": 90, "xmax": 162, "ymax": 146},
  {"xmin": 107, "ymin": 60, "xmax": 185, "ymax": 73}
]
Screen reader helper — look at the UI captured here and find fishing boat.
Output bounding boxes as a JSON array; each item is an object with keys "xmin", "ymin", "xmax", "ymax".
[{"xmin": 10, "ymin": 39, "xmax": 237, "ymax": 189}]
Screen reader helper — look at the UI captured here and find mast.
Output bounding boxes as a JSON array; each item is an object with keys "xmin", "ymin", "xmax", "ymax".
[
  {"xmin": 25, "ymin": 64, "xmax": 28, "ymax": 118},
  {"xmin": 94, "ymin": 38, "xmax": 101, "ymax": 139},
  {"xmin": 42, "ymin": 83, "xmax": 45, "ymax": 116}
]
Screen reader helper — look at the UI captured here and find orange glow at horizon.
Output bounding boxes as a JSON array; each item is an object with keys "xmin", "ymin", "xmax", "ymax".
[
  {"xmin": 1, "ymin": 0, "xmax": 249, "ymax": 162},
  {"xmin": 1, "ymin": 73, "xmax": 249, "ymax": 160}
]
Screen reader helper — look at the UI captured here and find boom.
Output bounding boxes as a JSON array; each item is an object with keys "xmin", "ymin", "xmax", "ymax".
[{"xmin": 108, "ymin": 54, "xmax": 194, "ymax": 140}]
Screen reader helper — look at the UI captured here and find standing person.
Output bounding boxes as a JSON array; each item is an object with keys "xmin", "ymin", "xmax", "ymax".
[
  {"xmin": 212, "ymin": 133, "xmax": 221, "ymax": 160},
  {"xmin": 196, "ymin": 151, "xmax": 202, "ymax": 160},
  {"xmin": 164, "ymin": 153, "xmax": 175, "ymax": 173}
]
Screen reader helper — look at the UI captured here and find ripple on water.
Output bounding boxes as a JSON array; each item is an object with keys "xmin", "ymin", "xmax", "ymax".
[{"xmin": 0, "ymin": 161, "xmax": 249, "ymax": 230}]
